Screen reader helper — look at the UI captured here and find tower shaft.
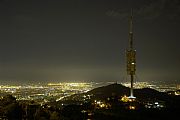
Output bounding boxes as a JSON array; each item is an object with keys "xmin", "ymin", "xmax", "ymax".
[{"xmin": 126, "ymin": 10, "xmax": 136, "ymax": 98}]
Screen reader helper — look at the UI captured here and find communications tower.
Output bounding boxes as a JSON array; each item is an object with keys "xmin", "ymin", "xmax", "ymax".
[{"xmin": 126, "ymin": 10, "xmax": 136, "ymax": 99}]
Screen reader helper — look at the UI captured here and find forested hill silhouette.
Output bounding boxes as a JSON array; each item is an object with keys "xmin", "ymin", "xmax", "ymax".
[
  {"xmin": 87, "ymin": 83, "xmax": 128, "ymax": 98},
  {"xmin": 85, "ymin": 83, "xmax": 170, "ymax": 101},
  {"xmin": 135, "ymin": 88, "xmax": 170, "ymax": 101}
]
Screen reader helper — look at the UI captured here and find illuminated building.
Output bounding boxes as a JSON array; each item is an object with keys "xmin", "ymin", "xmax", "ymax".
[{"xmin": 126, "ymin": 9, "xmax": 136, "ymax": 99}]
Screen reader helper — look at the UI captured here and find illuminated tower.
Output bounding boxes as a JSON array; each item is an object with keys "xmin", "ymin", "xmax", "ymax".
[{"xmin": 126, "ymin": 10, "xmax": 136, "ymax": 99}]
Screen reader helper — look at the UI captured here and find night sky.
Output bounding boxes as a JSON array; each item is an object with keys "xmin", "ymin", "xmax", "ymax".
[{"xmin": 0, "ymin": 0, "xmax": 180, "ymax": 84}]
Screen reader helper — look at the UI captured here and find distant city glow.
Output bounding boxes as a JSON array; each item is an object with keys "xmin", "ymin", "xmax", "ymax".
[{"xmin": 0, "ymin": 82, "xmax": 179, "ymax": 103}]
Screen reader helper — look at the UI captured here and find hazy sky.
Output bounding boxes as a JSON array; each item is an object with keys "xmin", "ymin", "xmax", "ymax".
[{"xmin": 0, "ymin": 0, "xmax": 180, "ymax": 84}]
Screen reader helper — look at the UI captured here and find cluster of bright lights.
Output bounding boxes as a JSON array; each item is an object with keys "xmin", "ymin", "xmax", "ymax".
[
  {"xmin": 129, "ymin": 106, "xmax": 136, "ymax": 110},
  {"xmin": 145, "ymin": 101, "xmax": 164, "ymax": 109},
  {"xmin": 120, "ymin": 95, "xmax": 135, "ymax": 102},
  {"xmin": 93, "ymin": 100, "xmax": 110, "ymax": 109}
]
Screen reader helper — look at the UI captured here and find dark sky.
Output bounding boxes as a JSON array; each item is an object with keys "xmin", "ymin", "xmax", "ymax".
[{"xmin": 0, "ymin": 0, "xmax": 180, "ymax": 84}]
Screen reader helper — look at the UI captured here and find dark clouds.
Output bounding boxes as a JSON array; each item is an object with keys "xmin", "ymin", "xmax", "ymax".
[
  {"xmin": 106, "ymin": 0, "xmax": 180, "ymax": 22},
  {"xmin": 0, "ymin": 0, "xmax": 180, "ymax": 83}
]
